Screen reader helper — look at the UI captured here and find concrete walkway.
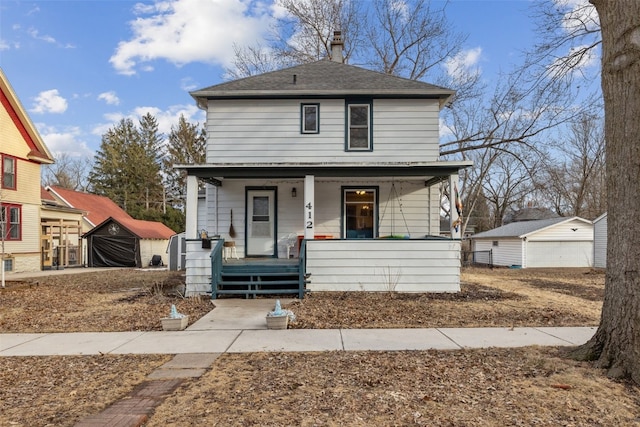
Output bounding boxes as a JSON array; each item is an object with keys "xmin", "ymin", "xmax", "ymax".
[
  {"xmin": 1, "ymin": 297, "xmax": 597, "ymax": 427},
  {"xmin": 0, "ymin": 299, "xmax": 597, "ymax": 357}
]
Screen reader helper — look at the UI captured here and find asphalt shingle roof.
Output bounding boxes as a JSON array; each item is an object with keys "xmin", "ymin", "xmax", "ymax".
[
  {"xmin": 471, "ymin": 217, "xmax": 572, "ymax": 239},
  {"xmin": 191, "ymin": 59, "xmax": 454, "ymax": 103},
  {"xmin": 48, "ymin": 186, "xmax": 175, "ymax": 239}
]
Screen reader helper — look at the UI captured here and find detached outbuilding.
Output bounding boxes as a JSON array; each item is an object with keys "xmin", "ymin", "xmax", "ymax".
[
  {"xmin": 84, "ymin": 216, "xmax": 175, "ymax": 268},
  {"xmin": 470, "ymin": 217, "xmax": 594, "ymax": 268}
]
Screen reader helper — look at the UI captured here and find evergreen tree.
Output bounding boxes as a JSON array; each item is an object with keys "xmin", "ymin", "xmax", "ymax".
[
  {"xmin": 89, "ymin": 115, "xmax": 167, "ymax": 225},
  {"xmin": 135, "ymin": 113, "xmax": 165, "ymax": 214},
  {"xmin": 89, "ymin": 118, "xmax": 139, "ymax": 209},
  {"xmin": 163, "ymin": 114, "xmax": 206, "ymax": 210}
]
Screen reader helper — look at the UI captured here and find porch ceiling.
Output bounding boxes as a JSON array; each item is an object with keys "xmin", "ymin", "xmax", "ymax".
[{"xmin": 177, "ymin": 161, "xmax": 472, "ymax": 182}]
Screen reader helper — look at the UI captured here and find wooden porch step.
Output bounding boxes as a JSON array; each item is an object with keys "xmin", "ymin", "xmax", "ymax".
[
  {"xmin": 222, "ymin": 266, "xmax": 299, "ymax": 273},
  {"xmin": 219, "ymin": 280, "xmax": 300, "ymax": 286},
  {"xmin": 212, "ymin": 261, "xmax": 307, "ymax": 299},
  {"xmin": 215, "ymin": 289, "xmax": 302, "ymax": 296},
  {"xmin": 221, "ymin": 271, "xmax": 299, "ymax": 277}
]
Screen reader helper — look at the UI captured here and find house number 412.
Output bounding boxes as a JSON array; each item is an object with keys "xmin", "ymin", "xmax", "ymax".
[{"xmin": 305, "ymin": 202, "xmax": 313, "ymax": 228}]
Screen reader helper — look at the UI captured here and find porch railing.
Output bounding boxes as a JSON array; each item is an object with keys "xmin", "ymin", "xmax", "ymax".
[
  {"xmin": 210, "ymin": 239, "xmax": 225, "ymax": 296},
  {"xmin": 298, "ymin": 239, "xmax": 307, "ymax": 299},
  {"xmin": 208, "ymin": 238, "xmax": 309, "ymax": 299}
]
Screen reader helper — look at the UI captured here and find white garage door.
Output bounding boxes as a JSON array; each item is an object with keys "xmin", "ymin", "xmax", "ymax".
[{"xmin": 526, "ymin": 241, "xmax": 593, "ymax": 268}]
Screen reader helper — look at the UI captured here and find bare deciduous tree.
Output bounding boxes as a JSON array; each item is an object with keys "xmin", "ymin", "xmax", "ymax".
[
  {"xmin": 572, "ymin": 0, "xmax": 640, "ymax": 384},
  {"xmin": 225, "ymin": 0, "xmax": 602, "ymax": 235},
  {"xmin": 536, "ymin": 113, "xmax": 606, "ymax": 219},
  {"xmin": 482, "ymin": 149, "xmax": 541, "ymax": 228},
  {"xmin": 42, "ymin": 153, "xmax": 92, "ymax": 191}
]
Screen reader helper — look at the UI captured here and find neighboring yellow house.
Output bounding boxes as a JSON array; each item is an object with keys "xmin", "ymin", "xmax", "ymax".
[{"xmin": 1, "ymin": 67, "xmax": 55, "ymax": 273}]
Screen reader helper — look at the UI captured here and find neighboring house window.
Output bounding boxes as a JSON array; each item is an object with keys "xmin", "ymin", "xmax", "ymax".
[
  {"xmin": 301, "ymin": 104, "xmax": 319, "ymax": 134},
  {"xmin": 2, "ymin": 155, "xmax": 17, "ymax": 190},
  {"xmin": 3, "ymin": 257, "xmax": 13, "ymax": 272},
  {"xmin": 1, "ymin": 204, "xmax": 21, "ymax": 240},
  {"xmin": 492, "ymin": 241, "xmax": 499, "ymax": 247},
  {"xmin": 346, "ymin": 100, "xmax": 372, "ymax": 151},
  {"xmin": 343, "ymin": 187, "xmax": 377, "ymax": 238}
]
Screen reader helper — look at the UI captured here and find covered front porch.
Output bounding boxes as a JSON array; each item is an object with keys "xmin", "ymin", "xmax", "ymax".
[{"xmin": 180, "ymin": 161, "xmax": 470, "ymax": 297}]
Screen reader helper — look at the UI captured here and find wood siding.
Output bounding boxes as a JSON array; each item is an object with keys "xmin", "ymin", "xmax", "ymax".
[
  {"xmin": 525, "ymin": 219, "xmax": 593, "ymax": 241},
  {"xmin": 593, "ymin": 214, "xmax": 607, "ymax": 268},
  {"xmin": 139, "ymin": 239, "xmax": 170, "ymax": 267},
  {"xmin": 201, "ymin": 178, "xmax": 441, "ymax": 259},
  {"xmin": 3, "ymin": 204, "xmax": 41, "ymax": 272},
  {"xmin": 493, "ymin": 239, "xmax": 523, "ymax": 267},
  {"xmin": 305, "ymin": 239, "xmax": 461, "ymax": 292},
  {"xmin": 2, "ymin": 88, "xmax": 47, "ymax": 273},
  {"xmin": 205, "ymin": 98, "xmax": 441, "ymax": 163},
  {"xmin": 472, "ymin": 239, "xmax": 523, "ymax": 267},
  {"xmin": 185, "ymin": 240, "xmax": 213, "ymax": 295},
  {"xmin": 184, "ymin": 238, "xmax": 461, "ymax": 295}
]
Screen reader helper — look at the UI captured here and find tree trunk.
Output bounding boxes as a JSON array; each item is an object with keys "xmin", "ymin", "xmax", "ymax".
[{"xmin": 573, "ymin": 0, "xmax": 640, "ymax": 383}]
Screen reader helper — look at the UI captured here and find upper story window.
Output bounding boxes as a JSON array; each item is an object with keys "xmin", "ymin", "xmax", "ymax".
[
  {"xmin": 1, "ymin": 204, "xmax": 21, "ymax": 241},
  {"xmin": 2, "ymin": 155, "xmax": 17, "ymax": 190},
  {"xmin": 346, "ymin": 101, "xmax": 372, "ymax": 151},
  {"xmin": 301, "ymin": 104, "xmax": 319, "ymax": 134}
]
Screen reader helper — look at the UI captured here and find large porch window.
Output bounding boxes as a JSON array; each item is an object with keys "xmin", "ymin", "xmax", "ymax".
[{"xmin": 343, "ymin": 187, "xmax": 377, "ymax": 239}]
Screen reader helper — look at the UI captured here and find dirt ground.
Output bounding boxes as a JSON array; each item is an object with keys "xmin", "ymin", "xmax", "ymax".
[{"xmin": 1, "ymin": 267, "xmax": 639, "ymax": 426}]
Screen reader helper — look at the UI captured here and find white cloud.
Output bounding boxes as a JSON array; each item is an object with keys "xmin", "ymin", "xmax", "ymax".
[
  {"xmin": 133, "ymin": 104, "xmax": 205, "ymax": 135},
  {"xmin": 30, "ymin": 89, "xmax": 68, "ymax": 114},
  {"xmin": 180, "ymin": 76, "xmax": 198, "ymax": 92},
  {"xmin": 37, "ymin": 125, "xmax": 94, "ymax": 159},
  {"xmin": 97, "ymin": 91, "xmax": 120, "ymax": 105},
  {"xmin": 547, "ymin": 43, "xmax": 599, "ymax": 78},
  {"xmin": 92, "ymin": 104, "xmax": 205, "ymax": 137},
  {"xmin": 0, "ymin": 39, "xmax": 9, "ymax": 51},
  {"xmin": 28, "ymin": 27, "xmax": 56, "ymax": 44},
  {"xmin": 110, "ymin": 0, "xmax": 275, "ymax": 75},
  {"xmin": 443, "ymin": 47, "xmax": 482, "ymax": 83},
  {"xmin": 555, "ymin": 0, "xmax": 599, "ymax": 33}
]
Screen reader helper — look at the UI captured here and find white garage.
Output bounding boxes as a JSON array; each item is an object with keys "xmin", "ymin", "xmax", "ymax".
[{"xmin": 471, "ymin": 217, "xmax": 594, "ymax": 268}]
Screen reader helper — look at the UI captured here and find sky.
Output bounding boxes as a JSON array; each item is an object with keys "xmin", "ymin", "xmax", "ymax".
[{"xmin": 0, "ymin": 0, "xmax": 591, "ymax": 162}]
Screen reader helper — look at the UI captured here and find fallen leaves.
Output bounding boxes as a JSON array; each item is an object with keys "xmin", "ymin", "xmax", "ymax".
[
  {"xmin": 0, "ymin": 270, "xmax": 211, "ymax": 333},
  {"xmin": 0, "ymin": 267, "xmax": 629, "ymax": 427}
]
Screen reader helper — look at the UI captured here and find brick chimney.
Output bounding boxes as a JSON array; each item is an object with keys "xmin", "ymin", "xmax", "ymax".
[{"xmin": 330, "ymin": 31, "xmax": 344, "ymax": 63}]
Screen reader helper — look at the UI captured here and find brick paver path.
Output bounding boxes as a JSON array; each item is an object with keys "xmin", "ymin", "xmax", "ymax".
[{"xmin": 74, "ymin": 379, "xmax": 184, "ymax": 427}]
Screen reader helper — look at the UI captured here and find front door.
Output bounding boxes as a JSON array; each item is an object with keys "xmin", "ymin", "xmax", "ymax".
[{"xmin": 246, "ymin": 189, "xmax": 277, "ymax": 257}]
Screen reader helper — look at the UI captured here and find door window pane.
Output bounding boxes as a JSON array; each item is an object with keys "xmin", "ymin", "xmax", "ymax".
[{"xmin": 252, "ymin": 196, "xmax": 269, "ymax": 221}]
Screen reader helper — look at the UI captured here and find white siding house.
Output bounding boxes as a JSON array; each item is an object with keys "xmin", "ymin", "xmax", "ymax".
[
  {"xmin": 179, "ymin": 32, "xmax": 471, "ymax": 296},
  {"xmin": 593, "ymin": 213, "xmax": 607, "ymax": 268},
  {"xmin": 470, "ymin": 217, "xmax": 594, "ymax": 268}
]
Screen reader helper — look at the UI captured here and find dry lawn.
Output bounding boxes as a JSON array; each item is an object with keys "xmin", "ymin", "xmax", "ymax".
[{"xmin": 1, "ymin": 266, "xmax": 639, "ymax": 426}]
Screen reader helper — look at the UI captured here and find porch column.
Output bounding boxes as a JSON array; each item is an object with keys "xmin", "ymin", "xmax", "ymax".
[
  {"xmin": 449, "ymin": 173, "xmax": 462, "ymax": 239},
  {"xmin": 186, "ymin": 174, "xmax": 199, "ymax": 239},
  {"xmin": 304, "ymin": 175, "xmax": 315, "ymax": 239}
]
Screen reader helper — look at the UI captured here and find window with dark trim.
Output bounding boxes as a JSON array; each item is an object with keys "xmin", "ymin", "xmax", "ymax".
[
  {"xmin": 346, "ymin": 100, "xmax": 372, "ymax": 151},
  {"xmin": 1, "ymin": 204, "xmax": 21, "ymax": 241},
  {"xmin": 2, "ymin": 155, "xmax": 17, "ymax": 190},
  {"xmin": 301, "ymin": 103, "xmax": 319, "ymax": 134},
  {"xmin": 343, "ymin": 187, "xmax": 378, "ymax": 239}
]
